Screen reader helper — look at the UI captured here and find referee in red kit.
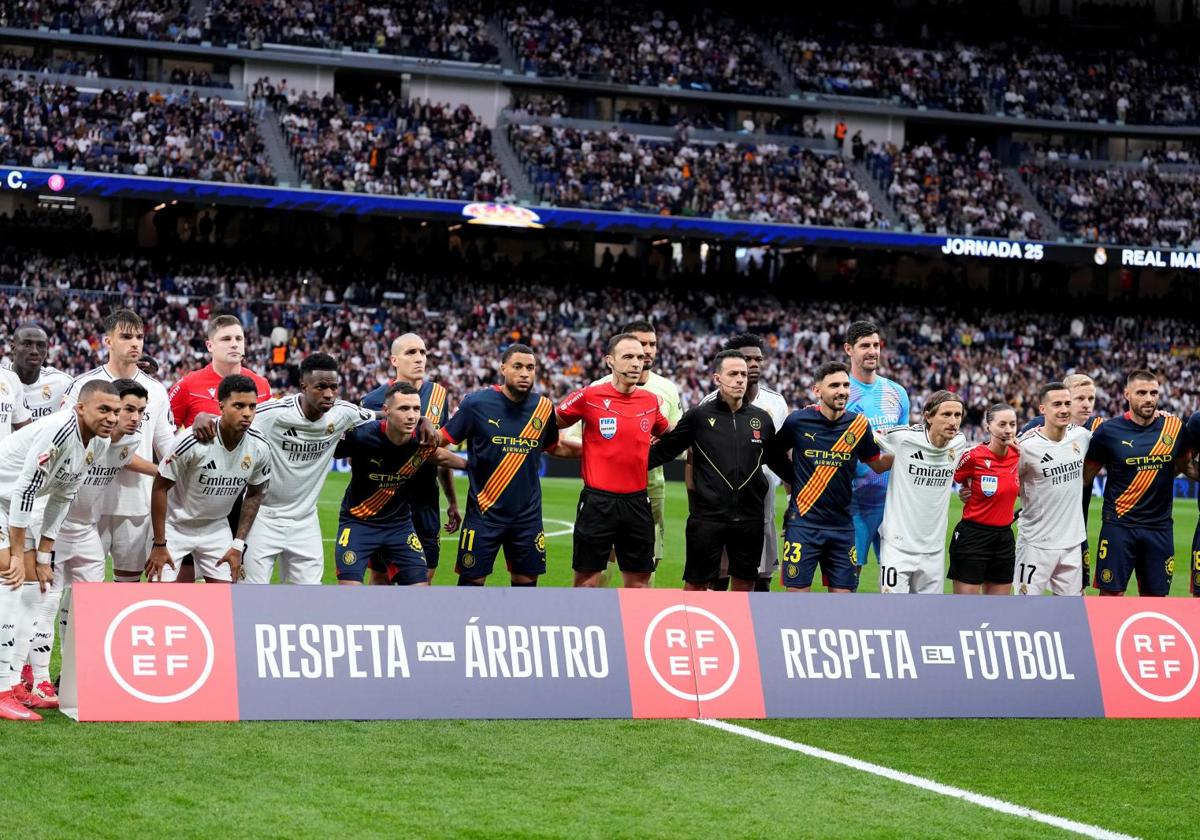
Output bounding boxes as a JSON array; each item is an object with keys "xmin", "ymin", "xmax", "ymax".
[
  {"xmin": 557, "ymin": 333, "xmax": 671, "ymax": 588},
  {"xmin": 169, "ymin": 314, "xmax": 272, "ymax": 428}
]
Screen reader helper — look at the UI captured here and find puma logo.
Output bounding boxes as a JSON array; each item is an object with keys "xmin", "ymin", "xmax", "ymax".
[
  {"xmin": 487, "ymin": 418, "xmax": 501, "ymax": 428},
  {"xmin": 803, "ymin": 432, "xmax": 816, "ymax": 442},
  {"xmin": 371, "ymin": 459, "xmax": 383, "ymax": 466},
  {"xmin": 1121, "ymin": 440, "xmax": 1134, "ymax": 448}
]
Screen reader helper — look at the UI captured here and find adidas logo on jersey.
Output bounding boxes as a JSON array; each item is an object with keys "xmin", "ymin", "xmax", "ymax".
[
  {"xmin": 283, "ymin": 427, "xmax": 299, "ymax": 438},
  {"xmin": 201, "ymin": 460, "xmax": 217, "ymax": 470},
  {"xmin": 911, "ymin": 451, "xmax": 925, "ymax": 461},
  {"xmin": 1040, "ymin": 453, "xmax": 1054, "ymax": 463}
]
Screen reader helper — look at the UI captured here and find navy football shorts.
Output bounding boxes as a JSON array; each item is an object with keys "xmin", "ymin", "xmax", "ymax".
[
  {"xmin": 780, "ymin": 516, "xmax": 860, "ymax": 591},
  {"xmin": 334, "ymin": 516, "xmax": 428, "ymax": 585},
  {"xmin": 455, "ymin": 509, "xmax": 547, "ymax": 580},
  {"xmin": 1095, "ymin": 521, "xmax": 1173, "ymax": 596}
]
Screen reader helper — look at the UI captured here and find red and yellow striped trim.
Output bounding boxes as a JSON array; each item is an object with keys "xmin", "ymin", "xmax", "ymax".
[
  {"xmin": 349, "ymin": 444, "xmax": 436, "ymax": 518},
  {"xmin": 476, "ymin": 397, "xmax": 553, "ymax": 514},
  {"xmin": 794, "ymin": 414, "xmax": 869, "ymax": 517},
  {"xmin": 1114, "ymin": 415, "xmax": 1181, "ymax": 518}
]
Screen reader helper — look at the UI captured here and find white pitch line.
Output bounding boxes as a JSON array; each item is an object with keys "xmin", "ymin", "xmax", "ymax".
[{"xmin": 693, "ymin": 719, "xmax": 1138, "ymax": 840}]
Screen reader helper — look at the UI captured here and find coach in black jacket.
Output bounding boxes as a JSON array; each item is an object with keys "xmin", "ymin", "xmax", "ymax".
[{"xmin": 648, "ymin": 350, "xmax": 792, "ymax": 591}]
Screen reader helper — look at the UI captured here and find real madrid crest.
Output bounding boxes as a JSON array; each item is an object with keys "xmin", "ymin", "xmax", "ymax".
[
  {"xmin": 241, "ymin": 455, "xmax": 252, "ymax": 470},
  {"xmin": 120, "ymin": 446, "xmax": 129, "ymax": 460},
  {"xmin": 326, "ymin": 422, "xmax": 335, "ymax": 434},
  {"xmin": 85, "ymin": 451, "xmax": 94, "ymax": 465},
  {"xmin": 41, "ymin": 384, "xmax": 51, "ymax": 400}
]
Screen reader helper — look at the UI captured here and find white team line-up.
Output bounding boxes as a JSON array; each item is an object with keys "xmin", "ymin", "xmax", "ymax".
[{"xmin": 694, "ymin": 719, "xmax": 1139, "ymax": 840}]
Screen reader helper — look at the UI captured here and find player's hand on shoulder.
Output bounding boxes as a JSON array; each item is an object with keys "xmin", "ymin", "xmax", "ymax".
[
  {"xmin": 192, "ymin": 412, "xmax": 218, "ymax": 443},
  {"xmin": 416, "ymin": 417, "xmax": 438, "ymax": 446}
]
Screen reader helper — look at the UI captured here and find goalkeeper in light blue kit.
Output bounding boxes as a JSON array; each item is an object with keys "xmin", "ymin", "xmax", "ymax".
[{"xmin": 844, "ymin": 321, "xmax": 911, "ymax": 567}]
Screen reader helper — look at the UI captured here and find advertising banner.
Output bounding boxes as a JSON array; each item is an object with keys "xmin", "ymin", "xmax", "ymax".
[{"xmin": 59, "ymin": 585, "xmax": 1200, "ymax": 721}]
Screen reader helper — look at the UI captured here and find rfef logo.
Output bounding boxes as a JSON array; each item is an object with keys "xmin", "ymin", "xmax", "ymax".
[
  {"xmin": 68, "ymin": 584, "xmax": 239, "ymax": 721},
  {"xmin": 1085, "ymin": 599, "xmax": 1200, "ymax": 718},
  {"xmin": 104, "ymin": 600, "xmax": 214, "ymax": 704},
  {"xmin": 618, "ymin": 590, "xmax": 763, "ymax": 719}
]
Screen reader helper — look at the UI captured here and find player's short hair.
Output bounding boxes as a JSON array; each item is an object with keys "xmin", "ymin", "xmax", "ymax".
[
  {"xmin": 207, "ymin": 314, "xmax": 242, "ymax": 338},
  {"xmin": 607, "ymin": 333, "xmax": 641, "ymax": 355},
  {"xmin": 502, "ymin": 343, "xmax": 535, "ymax": 363},
  {"xmin": 1126, "ymin": 368, "xmax": 1157, "ymax": 386},
  {"xmin": 813, "ymin": 361, "xmax": 849, "ymax": 383},
  {"xmin": 1062, "ymin": 373, "xmax": 1094, "ymax": 390},
  {"xmin": 111, "ymin": 378, "xmax": 148, "ymax": 402},
  {"xmin": 844, "ymin": 320, "xmax": 880, "ymax": 347},
  {"xmin": 723, "ymin": 332, "xmax": 764, "ymax": 353},
  {"xmin": 712, "ymin": 349, "xmax": 746, "ymax": 372},
  {"xmin": 299, "ymin": 353, "xmax": 338, "ymax": 377},
  {"xmin": 14, "ymin": 322, "xmax": 46, "ymax": 337},
  {"xmin": 620, "ymin": 320, "xmax": 655, "ymax": 335},
  {"xmin": 384, "ymin": 381, "xmax": 420, "ymax": 403},
  {"xmin": 985, "ymin": 403, "xmax": 1015, "ymax": 425},
  {"xmin": 218, "ymin": 374, "xmax": 258, "ymax": 403},
  {"xmin": 78, "ymin": 380, "xmax": 119, "ymax": 402},
  {"xmin": 1038, "ymin": 381, "xmax": 1069, "ymax": 403},
  {"xmin": 102, "ymin": 309, "xmax": 143, "ymax": 335},
  {"xmin": 923, "ymin": 390, "xmax": 963, "ymax": 417}
]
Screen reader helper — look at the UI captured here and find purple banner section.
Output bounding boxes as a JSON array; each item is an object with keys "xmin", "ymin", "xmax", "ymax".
[
  {"xmin": 751, "ymin": 595, "xmax": 1104, "ymax": 718},
  {"xmin": 232, "ymin": 587, "xmax": 632, "ymax": 720}
]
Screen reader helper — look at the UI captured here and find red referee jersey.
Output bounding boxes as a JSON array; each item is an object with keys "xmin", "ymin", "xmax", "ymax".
[
  {"xmin": 557, "ymin": 381, "xmax": 669, "ymax": 494},
  {"xmin": 168, "ymin": 363, "xmax": 273, "ymax": 428},
  {"xmin": 954, "ymin": 442, "xmax": 1020, "ymax": 527}
]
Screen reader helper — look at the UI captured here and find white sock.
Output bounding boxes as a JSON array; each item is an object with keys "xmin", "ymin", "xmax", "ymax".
[
  {"xmin": 0, "ymin": 584, "xmax": 20, "ymax": 690},
  {"xmin": 57, "ymin": 585, "xmax": 72, "ymax": 656},
  {"xmin": 3, "ymin": 584, "xmax": 37, "ymax": 688},
  {"xmin": 28, "ymin": 588, "xmax": 61, "ymax": 683}
]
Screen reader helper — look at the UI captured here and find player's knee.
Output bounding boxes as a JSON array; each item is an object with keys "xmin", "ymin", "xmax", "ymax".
[{"xmin": 457, "ymin": 575, "xmax": 485, "ymax": 587}]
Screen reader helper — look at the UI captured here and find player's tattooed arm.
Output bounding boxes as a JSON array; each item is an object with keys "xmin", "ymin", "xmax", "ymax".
[
  {"xmin": 146, "ymin": 475, "xmax": 176, "ymax": 582},
  {"xmin": 219, "ymin": 481, "xmax": 267, "ymax": 582},
  {"xmin": 416, "ymin": 417, "xmax": 439, "ymax": 446}
]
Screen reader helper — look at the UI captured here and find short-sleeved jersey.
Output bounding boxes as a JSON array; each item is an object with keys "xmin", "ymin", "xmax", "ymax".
[
  {"xmin": 160, "ymin": 427, "xmax": 271, "ymax": 523},
  {"xmin": 360, "ymin": 380, "xmax": 448, "ymax": 509},
  {"xmin": 955, "ymin": 443, "xmax": 1021, "ymax": 527},
  {"xmin": 1016, "ymin": 424, "xmax": 1091, "ymax": 548},
  {"xmin": 847, "ymin": 375, "xmax": 910, "ymax": 511},
  {"xmin": 62, "ymin": 365, "xmax": 174, "ymax": 517},
  {"xmin": 1086, "ymin": 413, "xmax": 1191, "ymax": 527},
  {"xmin": 334, "ymin": 420, "xmax": 435, "ymax": 522},
  {"xmin": 168, "ymin": 363, "xmax": 272, "ymax": 429},
  {"xmin": 877, "ymin": 425, "xmax": 968, "ymax": 554},
  {"xmin": 0, "ymin": 410, "xmax": 109, "ymax": 539},
  {"xmin": 3, "ymin": 364, "xmax": 72, "ymax": 421},
  {"xmin": 557, "ymin": 381, "xmax": 669, "ymax": 494},
  {"xmin": 768, "ymin": 407, "xmax": 881, "ymax": 531},
  {"xmin": 66, "ymin": 431, "xmax": 142, "ymax": 525},
  {"xmin": 442, "ymin": 387, "xmax": 558, "ymax": 521},
  {"xmin": 252, "ymin": 395, "xmax": 375, "ymax": 519},
  {"xmin": 0, "ymin": 368, "xmax": 31, "ymax": 440}
]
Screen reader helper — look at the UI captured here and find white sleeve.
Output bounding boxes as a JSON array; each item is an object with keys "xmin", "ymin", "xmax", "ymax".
[
  {"xmin": 9, "ymin": 377, "xmax": 31, "ymax": 426},
  {"xmin": 339, "ymin": 402, "xmax": 376, "ymax": 432},
  {"xmin": 158, "ymin": 437, "xmax": 199, "ymax": 484},
  {"xmin": 875, "ymin": 427, "xmax": 903, "ymax": 456},
  {"xmin": 247, "ymin": 443, "xmax": 271, "ymax": 487},
  {"xmin": 152, "ymin": 386, "xmax": 176, "ymax": 459},
  {"xmin": 7, "ymin": 421, "xmax": 64, "ymax": 529},
  {"xmin": 59, "ymin": 379, "xmax": 82, "ymax": 410}
]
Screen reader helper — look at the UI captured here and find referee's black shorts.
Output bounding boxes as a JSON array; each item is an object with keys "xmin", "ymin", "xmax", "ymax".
[
  {"xmin": 948, "ymin": 519, "xmax": 1015, "ymax": 585},
  {"xmin": 685, "ymin": 516, "xmax": 763, "ymax": 585},
  {"xmin": 572, "ymin": 487, "xmax": 655, "ymax": 574}
]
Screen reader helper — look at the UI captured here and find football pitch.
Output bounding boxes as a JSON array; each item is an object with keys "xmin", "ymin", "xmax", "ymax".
[{"xmin": 6, "ymin": 474, "xmax": 1199, "ymax": 839}]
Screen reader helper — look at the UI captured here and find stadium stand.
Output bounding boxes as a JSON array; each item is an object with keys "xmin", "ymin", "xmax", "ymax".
[
  {"xmin": 0, "ymin": 0, "xmax": 199, "ymax": 42},
  {"xmin": 509, "ymin": 122, "xmax": 878, "ymax": 224},
  {"xmin": 279, "ymin": 91, "xmax": 509, "ymax": 198},
  {"xmin": 0, "ymin": 77, "xmax": 274, "ymax": 183}
]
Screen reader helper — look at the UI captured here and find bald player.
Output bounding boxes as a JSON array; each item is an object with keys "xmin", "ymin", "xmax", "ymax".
[{"xmin": 361, "ymin": 334, "xmax": 460, "ymax": 582}]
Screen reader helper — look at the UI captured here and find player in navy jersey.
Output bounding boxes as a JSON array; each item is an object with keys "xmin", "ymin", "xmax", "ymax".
[
  {"xmin": 440, "ymin": 344, "xmax": 578, "ymax": 586},
  {"xmin": 334, "ymin": 383, "xmax": 465, "ymax": 586},
  {"xmin": 360, "ymin": 334, "xmax": 460, "ymax": 582},
  {"xmin": 767, "ymin": 362, "xmax": 889, "ymax": 593},
  {"xmin": 1083, "ymin": 370, "xmax": 1196, "ymax": 596}
]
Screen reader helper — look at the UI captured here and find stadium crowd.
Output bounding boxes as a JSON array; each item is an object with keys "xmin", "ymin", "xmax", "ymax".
[
  {"xmin": 1, "ymin": 243, "xmax": 1197, "ymax": 433},
  {"xmin": 502, "ymin": 3, "xmax": 780, "ymax": 95},
  {"xmin": 0, "ymin": 77, "xmax": 274, "ymax": 184},
  {"xmin": 867, "ymin": 139, "xmax": 1042, "ymax": 239},
  {"xmin": 0, "ymin": 0, "xmax": 199, "ymax": 42},
  {"xmin": 279, "ymin": 91, "xmax": 509, "ymax": 199},
  {"xmin": 510, "ymin": 123, "xmax": 878, "ymax": 224},
  {"xmin": 1022, "ymin": 163, "xmax": 1200, "ymax": 248}
]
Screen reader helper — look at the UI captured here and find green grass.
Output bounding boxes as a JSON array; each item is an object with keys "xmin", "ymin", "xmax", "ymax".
[{"xmin": 6, "ymin": 475, "xmax": 1198, "ymax": 838}]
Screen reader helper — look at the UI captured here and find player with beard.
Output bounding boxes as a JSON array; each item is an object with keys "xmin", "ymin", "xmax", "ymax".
[
  {"xmin": 700, "ymin": 333, "xmax": 790, "ymax": 591},
  {"xmin": 767, "ymin": 362, "xmax": 888, "ymax": 593},
  {"xmin": 845, "ymin": 321, "xmax": 911, "ymax": 570},
  {"xmin": 360, "ymin": 333, "xmax": 460, "ymax": 583},
  {"xmin": 4, "ymin": 323, "xmax": 70, "ymax": 422}
]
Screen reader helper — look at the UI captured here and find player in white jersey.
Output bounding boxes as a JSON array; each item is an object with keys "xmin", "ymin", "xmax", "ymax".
[
  {"xmin": 147, "ymin": 375, "xmax": 271, "ymax": 583},
  {"xmin": 1013, "ymin": 383, "xmax": 1091, "ymax": 596},
  {"xmin": 0, "ymin": 365, "xmax": 31, "ymax": 440},
  {"xmin": 0, "ymin": 381, "xmax": 120, "ymax": 721},
  {"xmin": 875, "ymin": 391, "xmax": 968, "ymax": 594},
  {"xmin": 14, "ymin": 379, "xmax": 157, "ymax": 709},
  {"xmin": 240, "ymin": 353, "xmax": 375, "ymax": 585},
  {"xmin": 61, "ymin": 310, "xmax": 175, "ymax": 581},
  {"xmin": 701, "ymin": 333, "xmax": 790, "ymax": 591},
  {"xmin": 6, "ymin": 323, "xmax": 72, "ymax": 420}
]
